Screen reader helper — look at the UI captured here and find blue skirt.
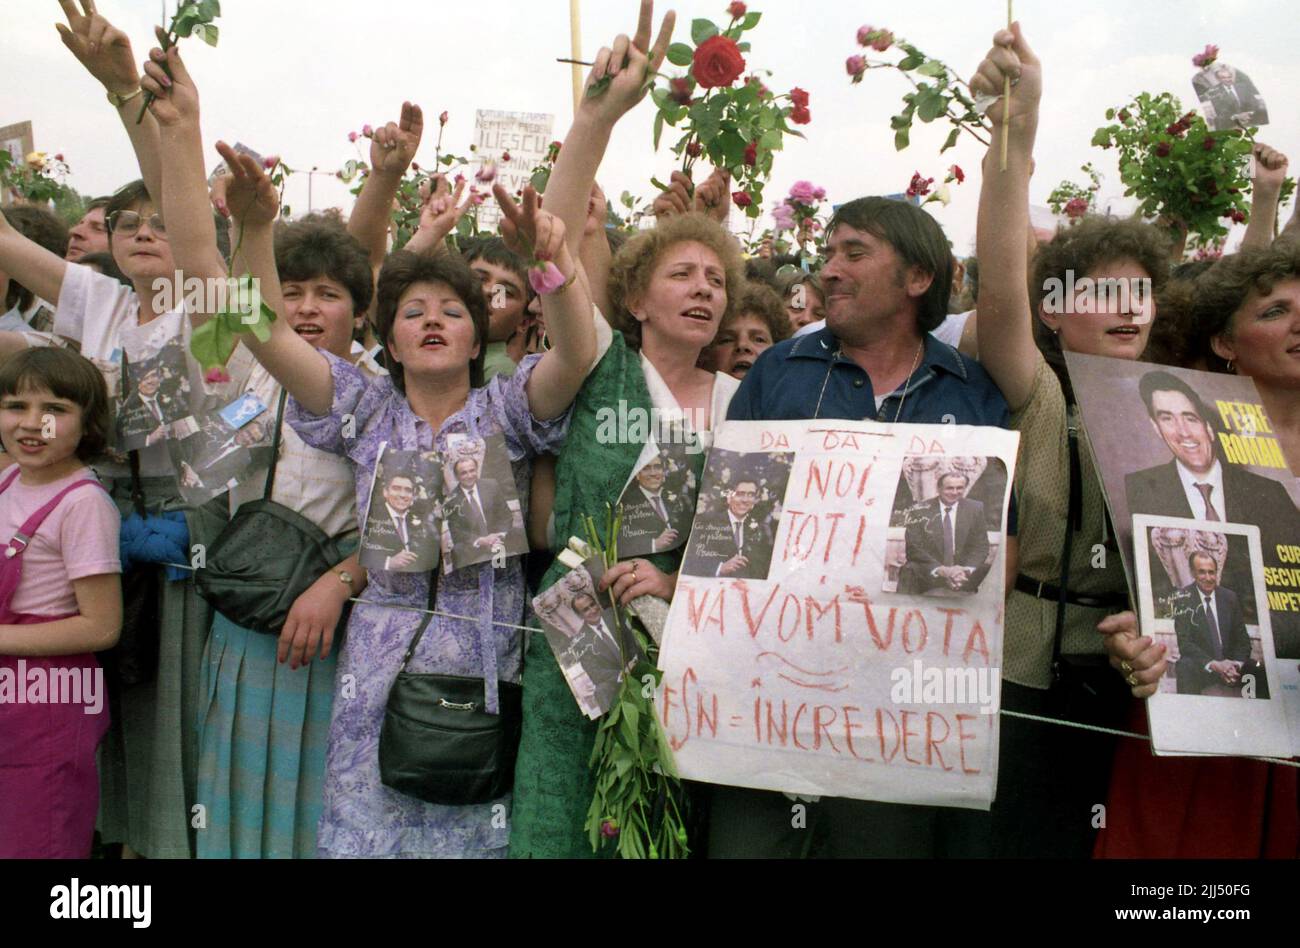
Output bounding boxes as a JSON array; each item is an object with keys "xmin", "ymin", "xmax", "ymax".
[{"xmin": 196, "ymin": 612, "xmax": 337, "ymax": 858}]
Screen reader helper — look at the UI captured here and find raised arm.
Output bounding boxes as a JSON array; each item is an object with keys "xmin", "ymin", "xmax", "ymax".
[
  {"xmin": 547, "ymin": 0, "xmax": 675, "ymax": 264},
  {"xmin": 1240, "ymin": 143, "xmax": 1289, "ymax": 251},
  {"xmin": 0, "ymin": 208, "xmax": 68, "ymax": 309},
  {"xmin": 494, "ymin": 185, "xmax": 595, "ymax": 422},
  {"xmin": 56, "ymin": 1, "xmax": 164, "ymax": 212},
  {"xmin": 348, "ymin": 104, "xmax": 423, "ymax": 268},
  {"xmin": 970, "ymin": 23, "xmax": 1043, "ymax": 413}
]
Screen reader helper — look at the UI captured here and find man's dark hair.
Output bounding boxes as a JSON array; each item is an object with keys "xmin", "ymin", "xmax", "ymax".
[
  {"xmin": 275, "ymin": 218, "xmax": 374, "ymax": 316},
  {"xmin": 104, "ymin": 179, "xmax": 152, "ymax": 224},
  {"xmin": 3, "ymin": 205, "xmax": 69, "ymax": 311},
  {"xmin": 827, "ymin": 197, "xmax": 954, "ymax": 332},
  {"xmin": 385, "ymin": 472, "xmax": 415, "ymax": 488},
  {"xmin": 1137, "ymin": 370, "xmax": 1213, "ymax": 424},
  {"xmin": 460, "ymin": 235, "xmax": 529, "ymax": 291},
  {"xmin": 938, "ymin": 471, "xmax": 970, "ymax": 489},
  {"xmin": 1187, "ymin": 550, "xmax": 1218, "ymax": 573},
  {"xmin": 374, "ymin": 250, "xmax": 488, "ymax": 391}
]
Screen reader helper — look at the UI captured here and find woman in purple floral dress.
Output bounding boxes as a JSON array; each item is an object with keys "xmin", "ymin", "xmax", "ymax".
[{"xmin": 148, "ymin": 49, "xmax": 596, "ymax": 855}]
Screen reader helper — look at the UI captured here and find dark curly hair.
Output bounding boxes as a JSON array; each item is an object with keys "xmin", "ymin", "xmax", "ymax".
[
  {"xmin": 1029, "ymin": 217, "xmax": 1173, "ymax": 401},
  {"xmin": 4, "ymin": 205, "xmax": 69, "ymax": 312},
  {"xmin": 1142, "ymin": 259, "xmax": 1215, "ymax": 369},
  {"xmin": 1183, "ymin": 238, "xmax": 1300, "ymax": 372},
  {"xmin": 374, "ymin": 250, "xmax": 489, "ymax": 391},
  {"xmin": 274, "ymin": 218, "xmax": 374, "ymax": 317},
  {"xmin": 0, "ymin": 347, "xmax": 112, "ymax": 462},
  {"xmin": 724, "ymin": 280, "xmax": 793, "ymax": 343},
  {"xmin": 607, "ymin": 212, "xmax": 746, "ymax": 351}
]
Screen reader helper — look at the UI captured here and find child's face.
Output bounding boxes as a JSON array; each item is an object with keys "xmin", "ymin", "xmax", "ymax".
[{"xmin": 0, "ymin": 385, "xmax": 84, "ymax": 475}]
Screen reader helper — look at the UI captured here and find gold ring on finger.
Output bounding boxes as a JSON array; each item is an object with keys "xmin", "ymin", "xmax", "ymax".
[
  {"xmin": 1126, "ymin": 673, "xmax": 1138, "ymax": 687},
  {"xmin": 1121, "ymin": 660, "xmax": 1133, "ymax": 674}
]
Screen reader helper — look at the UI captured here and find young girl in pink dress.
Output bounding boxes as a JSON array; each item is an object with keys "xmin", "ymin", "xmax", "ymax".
[{"xmin": 0, "ymin": 347, "xmax": 122, "ymax": 857}]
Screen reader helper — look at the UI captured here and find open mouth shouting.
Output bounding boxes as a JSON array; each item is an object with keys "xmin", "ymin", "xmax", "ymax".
[
  {"xmin": 681, "ymin": 307, "xmax": 713, "ymax": 324},
  {"xmin": 421, "ymin": 332, "xmax": 448, "ymax": 350},
  {"xmin": 293, "ymin": 322, "xmax": 325, "ymax": 341}
]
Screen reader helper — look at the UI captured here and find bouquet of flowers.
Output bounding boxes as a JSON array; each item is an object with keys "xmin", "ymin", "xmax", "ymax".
[
  {"xmin": 1091, "ymin": 91, "xmax": 1294, "ymax": 245},
  {"xmin": 905, "ymin": 165, "xmax": 965, "ymax": 208},
  {"xmin": 845, "ymin": 24, "xmax": 990, "ymax": 153},
  {"xmin": 644, "ymin": 3, "xmax": 809, "ymax": 217},
  {"xmin": 0, "ymin": 150, "xmax": 75, "ymax": 208},
  {"xmin": 1046, "ymin": 162, "xmax": 1102, "ymax": 221},
  {"xmin": 575, "ymin": 508, "xmax": 691, "ymax": 859}
]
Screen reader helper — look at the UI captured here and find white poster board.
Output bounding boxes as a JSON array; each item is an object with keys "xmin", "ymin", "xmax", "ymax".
[
  {"xmin": 471, "ymin": 110, "xmax": 554, "ymax": 231},
  {"xmin": 657, "ymin": 420, "xmax": 1019, "ymax": 811}
]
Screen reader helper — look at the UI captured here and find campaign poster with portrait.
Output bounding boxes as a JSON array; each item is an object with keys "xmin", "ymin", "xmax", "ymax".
[
  {"xmin": 532, "ymin": 555, "xmax": 645, "ymax": 719},
  {"xmin": 168, "ymin": 392, "xmax": 273, "ymax": 505},
  {"xmin": 1192, "ymin": 61, "xmax": 1269, "ymax": 132},
  {"xmin": 1067, "ymin": 353, "xmax": 1300, "ymax": 752},
  {"xmin": 659, "ymin": 420, "xmax": 1020, "ymax": 811},
  {"xmin": 358, "ymin": 444, "xmax": 442, "ymax": 574},
  {"xmin": 117, "ymin": 336, "xmax": 191, "ymax": 451},
  {"xmin": 1134, "ymin": 516, "xmax": 1291, "ymax": 758},
  {"xmin": 439, "ymin": 433, "xmax": 528, "ymax": 572},
  {"xmin": 616, "ymin": 435, "xmax": 698, "ymax": 559}
]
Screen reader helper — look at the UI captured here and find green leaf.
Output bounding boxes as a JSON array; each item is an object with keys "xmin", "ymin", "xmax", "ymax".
[
  {"xmin": 737, "ymin": 41, "xmax": 751, "ymax": 52},
  {"xmin": 653, "ymin": 110, "xmax": 665, "ymax": 150},
  {"xmin": 666, "ymin": 43, "xmax": 694, "ymax": 67},
  {"xmin": 741, "ymin": 11, "xmax": 762, "ymax": 30},
  {"xmin": 197, "ymin": 23, "xmax": 219, "ymax": 46},
  {"xmin": 690, "ymin": 18, "xmax": 718, "ymax": 45},
  {"xmin": 760, "ymin": 128, "xmax": 782, "ymax": 151},
  {"xmin": 915, "ymin": 60, "xmax": 946, "ymax": 78},
  {"xmin": 897, "ymin": 53, "xmax": 925, "ymax": 71},
  {"xmin": 895, "ymin": 126, "xmax": 911, "ymax": 151},
  {"xmin": 941, "ymin": 127, "xmax": 961, "ymax": 153},
  {"xmin": 1090, "ymin": 128, "xmax": 1112, "ymax": 148},
  {"xmin": 915, "ymin": 88, "xmax": 946, "ymax": 123},
  {"xmin": 650, "ymin": 177, "xmax": 671, "ymax": 193},
  {"xmin": 530, "ymin": 168, "xmax": 551, "ymax": 194},
  {"xmin": 197, "ymin": 0, "xmax": 221, "ymax": 19}
]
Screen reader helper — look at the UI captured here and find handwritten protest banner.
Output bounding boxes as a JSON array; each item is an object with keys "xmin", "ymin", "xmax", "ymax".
[
  {"xmin": 657, "ymin": 420, "xmax": 1019, "ymax": 810},
  {"xmin": 472, "ymin": 109, "xmax": 554, "ymax": 230}
]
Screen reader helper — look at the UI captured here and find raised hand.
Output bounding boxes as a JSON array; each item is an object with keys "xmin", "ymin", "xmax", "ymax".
[
  {"xmin": 495, "ymin": 184, "xmax": 573, "ymax": 275},
  {"xmin": 214, "ymin": 141, "xmax": 280, "ymax": 228},
  {"xmin": 653, "ymin": 171, "xmax": 694, "ymax": 219},
  {"xmin": 405, "ymin": 175, "xmax": 473, "ymax": 255},
  {"xmin": 582, "ymin": 0, "xmax": 676, "ymax": 125},
  {"xmin": 55, "ymin": 0, "xmax": 139, "ymax": 95},
  {"xmin": 369, "ymin": 102, "xmax": 424, "ymax": 178},
  {"xmin": 1252, "ymin": 143, "xmax": 1289, "ymax": 196},
  {"xmin": 585, "ymin": 182, "xmax": 609, "ymax": 239},
  {"xmin": 969, "ymin": 23, "xmax": 1041, "ymax": 130},
  {"xmin": 139, "ymin": 29, "xmax": 199, "ymax": 127},
  {"xmin": 693, "ymin": 168, "xmax": 732, "ymax": 222}
]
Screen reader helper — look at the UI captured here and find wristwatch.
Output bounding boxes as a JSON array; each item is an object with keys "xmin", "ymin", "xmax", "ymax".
[
  {"xmin": 106, "ymin": 86, "xmax": 143, "ymax": 108},
  {"xmin": 334, "ymin": 569, "xmax": 355, "ymax": 593}
]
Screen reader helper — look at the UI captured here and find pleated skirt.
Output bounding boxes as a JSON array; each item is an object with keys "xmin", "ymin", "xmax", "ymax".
[{"xmin": 195, "ymin": 612, "xmax": 337, "ymax": 858}]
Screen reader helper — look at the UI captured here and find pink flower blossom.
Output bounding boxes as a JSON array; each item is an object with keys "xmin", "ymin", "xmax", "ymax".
[
  {"xmin": 772, "ymin": 202, "xmax": 797, "ymax": 230},
  {"xmin": 856, "ymin": 25, "xmax": 893, "ymax": 51},
  {"xmin": 788, "ymin": 180, "xmax": 820, "ymax": 205},
  {"xmin": 439, "ymin": 111, "xmax": 449, "ymax": 126},
  {"xmin": 600, "ymin": 820, "xmax": 620, "ymax": 839},
  {"xmin": 529, "ymin": 261, "xmax": 569, "ymax": 295},
  {"xmin": 54, "ymin": 153, "xmax": 64, "ymax": 163},
  {"xmin": 1192, "ymin": 44, "xmax": 1219, "ymax": 68},
  {"xmin": 856, "ymin": 25, "xmax": 874, "ymax": 46},
  {"xmin": 361, "ymin": 124, "xmax": 373, "ymax": 137},
  {"xmin": 475, "ymin": 160, "xmax": 497, "ymax": 184},
  {"xmin": 732, "ymin": 191, "xmax": 753, "ymax": 208},
  {"xmin": 205, "ymin": 367, "xmax": 231, "ymax": 384},
  {"xmin": 906, "ymin": 172, "xmax": 934, "ymax": 199},
  {"xmin": 846, "ymin": 55, "xmax": 868, "ymax": 83},
  {"xmin": 348, "ymin": 132, "xmax": 358, "ymax": 143}
]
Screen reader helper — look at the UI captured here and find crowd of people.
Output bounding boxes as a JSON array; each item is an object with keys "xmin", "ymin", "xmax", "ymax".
[{"xmin": 0, "ymin": 0, "xmax": 1297, "ymax": 860}]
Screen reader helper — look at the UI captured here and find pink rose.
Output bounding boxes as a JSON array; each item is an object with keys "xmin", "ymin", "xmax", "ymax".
[
  {"xmin": 788, "ymin": 180, "xmax": 819, "ymax": 205},
  {"xmin": 812, "ymin": 186, "xmax": 826, "ymax": 201},
  {"xmin": 348, "ymin": 131, "xmax": 358, "ymax": 143},
  {"xmin": 772, "ymin": 202, "xmax": 796, "ymax": 230},
  {"xmin": 529, "ymin": 261, "xmax": 569, "ymax": 295},
  {"xmin": 1192, "ymin": 44, "xmax": 1219, "ymax": 68},
  {"xmin": 856, "ymin": 25, "xmax": 875, "ymax": 46},
  {"xmin": 205, "ymin": 367, "xmax": 231, "ymax": 384},
  {"xmin": 869, "ymin": 30, "xmax": 894, "ymax": 52},
  {"xmin": 475, "ymin": 160, "xmax": 497, "ymax": 184},
  {"xmin": 1064, "ymin": 197, "xmax": 1089, "ymax": 219},
  {"xmin": 600, "ymin": 819, "xmax": 620, "ymax": 839},
  {"xmin": 55, "ymin": 153, "xmax": 64, "ymax": 163},
  {"xmin": 732, "ymin": 191, "xmax": 753, "ymax": 208},
  {"xmin": 439, "ymin": 111, "xmax": 449, "ymax": 126},
  {"xmin": 670, "ymin": 77, "xmax": 693, "ymax": 106},
  {"xmin": 362, "ymin": 124, "xmax": 373, "ymax": 137},
  {"xmin": 846, "ymin": 55, "xmax": 868, "ymax": 83}
]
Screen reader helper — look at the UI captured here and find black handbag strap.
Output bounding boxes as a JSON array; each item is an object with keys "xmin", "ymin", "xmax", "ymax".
[
  {"xmin": 1050, "ymin": 422, "xmax": 1085, "ymax": 681},
  {"xmin": 120, "ymin": 350, "xmax": 147, "ymax": 518},
  {"xmin": 261, "ymin": 389, "xmax": 290, "ymax": 501},
  {"xmin": 397, "ymin": 571, "xmax": 440, "ymax": 671}
]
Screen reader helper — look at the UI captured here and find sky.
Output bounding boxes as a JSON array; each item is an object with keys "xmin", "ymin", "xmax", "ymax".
[{"xmin": 6, "ymin": 0, "xmax": 1299, "ymax": 254}]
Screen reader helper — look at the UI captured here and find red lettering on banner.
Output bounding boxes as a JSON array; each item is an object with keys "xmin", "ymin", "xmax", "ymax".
[
  {"xmin": 778, "ymin": 593, "xmax": 802, "ymax": 642},
  {"xmin": 902, "ymin": 609, "xmax": 928, "ymax": 653},
  {"xmin": 739, "ymin": 581, "xmax": 781, "ymax": 638},
  {"xmin": 843, "ymin": 705, "xmax": 871, "ymax": 760},
  {"xmin": 963, "ymin": 620, "xmax": 990, "ymax": 664},
  {"xmin": 901, "ymin": 709, "xmax": 923, "ymax": 764},
  {"xmin": 759, "ymin": 431, "xmax": 791, "ymax": 450},
  {"xmin": 876, "ymin": 708, "xmax": 900, "ymax": 762},
  {"xmin": 956, "ymin": 713, "xmax": 982, "ymax": 774},
  {"xmin": 813, "ymin": 705, "xmax": 840, "ymax": 752},
  {"xmin": 925, "ymin": 712, "xmax": 952, "ymax": 771},
  {"xmin": 804, "ymin": 594, "xmax": 842, "ymax": 642}
]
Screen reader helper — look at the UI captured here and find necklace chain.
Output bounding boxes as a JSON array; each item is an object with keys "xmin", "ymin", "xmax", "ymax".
[{"xmin": 813, "ymin": 338, "xmax": 926, "ymax": 422}]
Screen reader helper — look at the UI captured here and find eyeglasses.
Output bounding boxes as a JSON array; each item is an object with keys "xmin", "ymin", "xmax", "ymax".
[{"xmin": 107, "ymin": 210, "xmax": 168, "ymax": 238}]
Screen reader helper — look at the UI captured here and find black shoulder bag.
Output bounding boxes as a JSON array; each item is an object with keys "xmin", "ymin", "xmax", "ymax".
[
  {"xmin": 195, "ymin": 390, "xmax": 352, "ymax": 634},
  {"xmin": 378, "ymin": 574, "xmax": 524, "ymax": 805}
]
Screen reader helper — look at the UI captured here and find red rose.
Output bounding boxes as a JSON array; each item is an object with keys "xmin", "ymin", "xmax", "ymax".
[
  {"xmin": 1064, "ymin": 197, "xmax": 1089, "ymax": 219},
  {"xmin": 412, "ymin": 162, "xmax": 420, "ymax": 171},
  {"xmin": 732, "ymin": 190, "xmax": 753, "ymax": 208},
  {"xmin": 55, "ymin": 153, "xmax": 64, "ymax": 162},
  {"xmin": 686, "ymin": 140, "xmax": 703, "ymax": 158},
  {"xmin": 692, "ymin": 35, "xmax": 746, "ymax": 89},
  {"xmin": 727, "ymin": 1, "xmax": 747, "ymax": 18},
  {"xmin": 1155, "ymin": 141, "xmax": 1172, "ymax": 157},
  {"xmin": 949, "ymin": 164, "xmax": 965, "ymax": 184},
  {"xmin": 502, "ymin": 151, "xmax": 512, "ymax": 162},
  {"xmin": 790, "ymin": 104, "xmax": 811, "ymax": 125},
  {"xmin": 744, "ymin": 141, "xmax": 758, "ymax": 166},
  {"xmin": 670, "ymin": 77, "xmax": 694, "ymax": 106},
  {"xmin": 1203, "ymin": 137, "xmax": 1216, "ymax": 151},
  {"xmin": 790, "ymin": 87, "xmax": 809, "ymax": 108},
  {"xmin": 905, "ymin": 172, "xmax": 933, "ymax": 198},
  {"xmin": 846, "ymin": 55, "xmax": 868, "ymax": 83}
]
